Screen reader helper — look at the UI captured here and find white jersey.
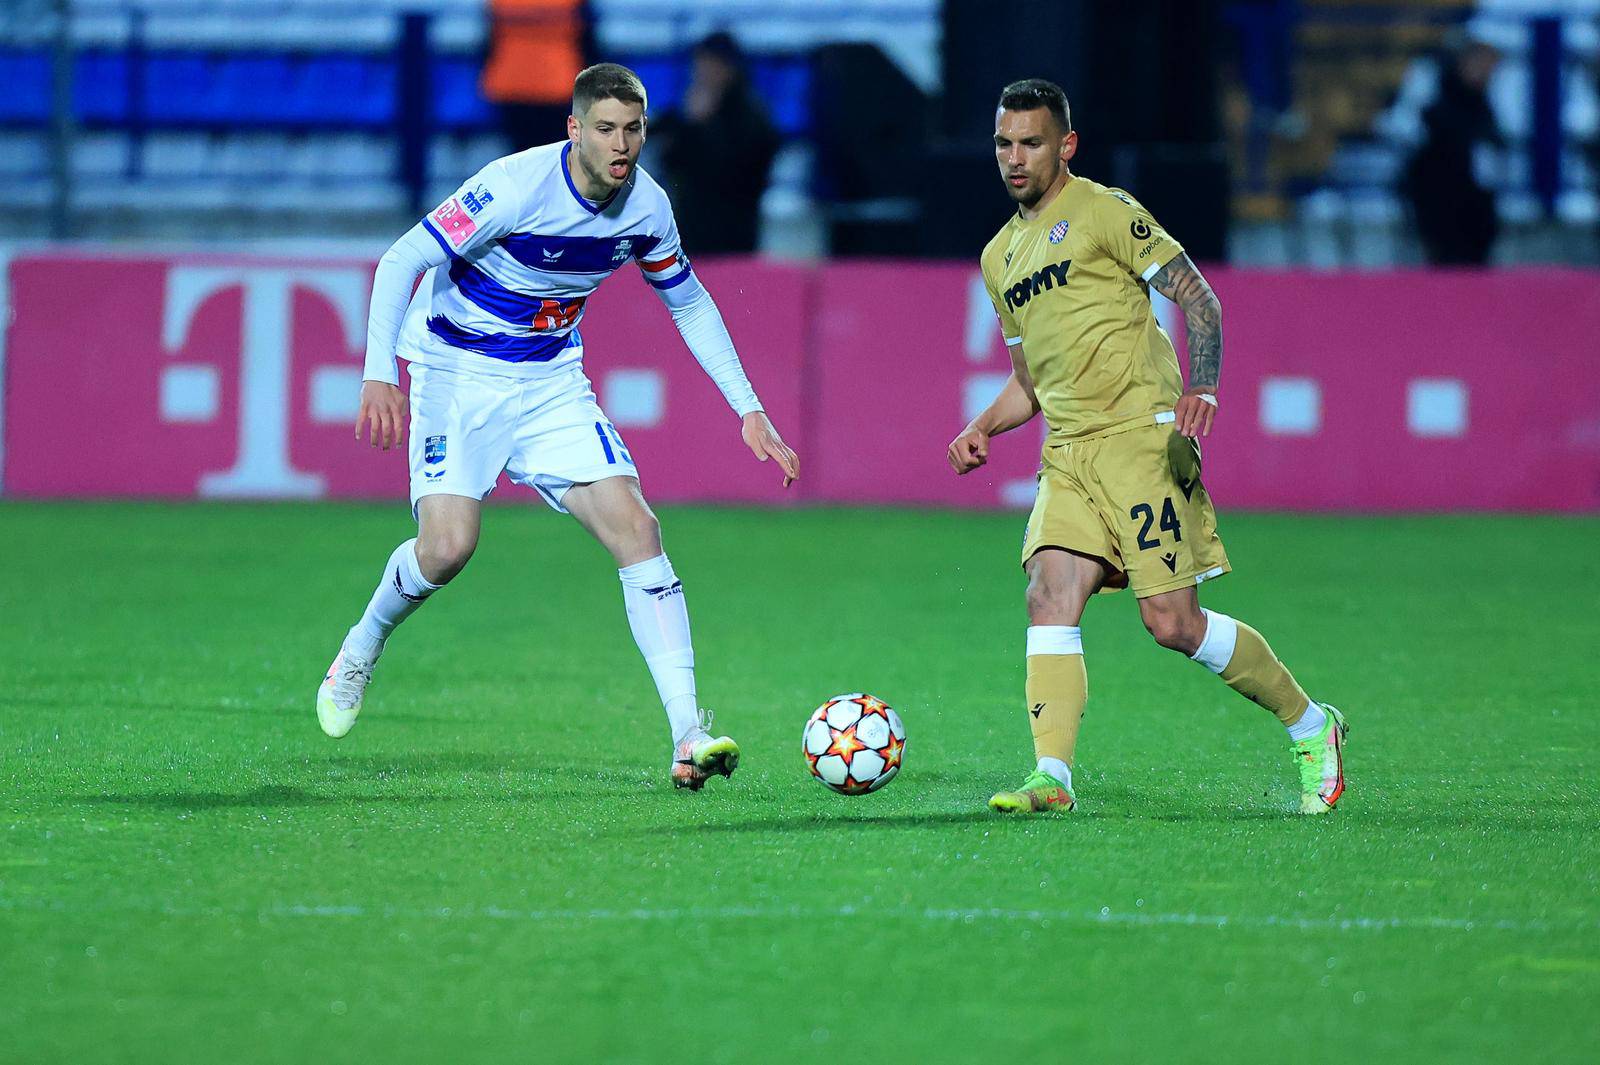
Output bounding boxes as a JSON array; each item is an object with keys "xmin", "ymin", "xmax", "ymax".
[{"xmin": 400, "ymin": 141, "xmax": 694, "ymax": 379}]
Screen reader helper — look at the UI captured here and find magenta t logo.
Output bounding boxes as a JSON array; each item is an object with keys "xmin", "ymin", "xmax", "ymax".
[{"xmin": 161, "ymin": 266, "xmax": 369, "ymax": 498}]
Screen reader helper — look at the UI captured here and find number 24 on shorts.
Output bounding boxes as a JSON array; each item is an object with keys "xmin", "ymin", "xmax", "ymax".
[{"xmin": 1129, "ymin": 497, "xmax": 1182, "ymax": 550}]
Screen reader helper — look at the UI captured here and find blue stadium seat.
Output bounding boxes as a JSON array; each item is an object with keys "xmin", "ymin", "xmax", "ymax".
[
  {"xmin": 0, "ymin": 51, "xmax": 53, "ymax": 123},
  {"xmin": 432, "ymin": 57, "xmax": 496, "ymax": 129}
]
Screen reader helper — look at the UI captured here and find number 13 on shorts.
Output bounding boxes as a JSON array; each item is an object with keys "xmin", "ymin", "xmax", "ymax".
[{"xmin": 594, "ymin": 421, "xmax": 633, "ymax": 466}]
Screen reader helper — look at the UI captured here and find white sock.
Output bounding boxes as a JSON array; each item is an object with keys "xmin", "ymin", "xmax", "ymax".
[
  {"xmin": 1037, "ymin": 756, "xmax": 1073, "ymax": 790},
  {"xmin": 1287, "ymin": 701, "xmax": 1326, "ymax": 741},
  {"xmin": 348, "ymin": 538, "xmax": 439, "ymax": 660},
  {"xmin": 1189, "ymin": 609, "xmax": 1239, "ymax": 674},
  {"xmin": 1026, "ymin": 625, "xmax": 1083, "ymax": 656},
  {"xmin": 618, "ymin": 554, "xmax": 700, "ymax": 743}
]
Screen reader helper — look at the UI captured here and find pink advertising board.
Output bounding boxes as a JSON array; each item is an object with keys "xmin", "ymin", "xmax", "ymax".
[
  {"xmin": 3, "ymin": 250, "xmax": 1598, "ymax": 511},
  {"xmin": 808, "ymin": 262, "xmax": 1600, "ymax": 512},
  {"xmin": 0, "ymin": 253, "xmax": 806, "ymax": 505}
]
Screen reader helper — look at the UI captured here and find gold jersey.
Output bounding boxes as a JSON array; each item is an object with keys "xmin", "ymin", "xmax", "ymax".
[{"xmin": 980, "ymin": 175, "xmax": 1187, "ymax": 442}]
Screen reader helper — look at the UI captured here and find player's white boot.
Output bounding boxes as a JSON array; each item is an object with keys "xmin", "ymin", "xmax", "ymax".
[
  {"xmin": 670, "ymin": 709, "xmax": 740, "ymax": 790},
  {"xmin": 317, "ymin": 644, "xmax": 377, "ymax": 738}
]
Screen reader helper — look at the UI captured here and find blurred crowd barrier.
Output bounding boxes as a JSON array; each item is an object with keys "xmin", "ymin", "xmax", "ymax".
[{"xmin": 2, "ymin": 251, "xmax": 1596, "ymax": 511}]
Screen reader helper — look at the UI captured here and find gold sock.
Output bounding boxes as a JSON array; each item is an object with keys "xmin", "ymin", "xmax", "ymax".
[
  {"xmin": 1026, "ymin": 653, "xmax": 1088, "ymax": 764},
  {"xmin": 1219, "ymin": 621, "xmax": 1312, "ymax": 727}
]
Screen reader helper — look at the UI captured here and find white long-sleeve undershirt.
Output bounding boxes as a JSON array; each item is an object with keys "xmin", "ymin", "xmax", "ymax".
[
  {"xmin": 657, "ymin": 281, "xmax": 763, "ymax": 417},
  {"xmin": 362, "ymin": 223, "xmax": 445, "ymax": 386}
]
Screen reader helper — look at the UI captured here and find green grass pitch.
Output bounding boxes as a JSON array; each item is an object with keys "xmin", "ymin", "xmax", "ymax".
[{"xmin": 2, "ymin": 502, "xmax": 1596, "ymax": 1063}]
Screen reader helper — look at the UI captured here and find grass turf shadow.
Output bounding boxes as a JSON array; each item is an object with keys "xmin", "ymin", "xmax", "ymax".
[
  {"xmin": 668, "ymin": 810, "xmax": 998, "ymax": 833},
  {"xmin": 67, "ymin": 786, "xmax": 444, "ymax": 809},
  {"xmin": 64, "ymin": 783, "xmax": 636, "ymax": 809},
  {"xmin": 314, "ymin": 750, "xmax": 538, "ymax": 777}
]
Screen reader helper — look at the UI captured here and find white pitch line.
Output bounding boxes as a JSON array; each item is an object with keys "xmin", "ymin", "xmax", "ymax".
[{"xmin": 2, "ymin": 897, "xmax": 1588, "ymax": 935}]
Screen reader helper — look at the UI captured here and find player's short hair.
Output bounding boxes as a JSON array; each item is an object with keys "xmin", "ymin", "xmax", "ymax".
[
  {"xmin": 997, "ymin": 78, "xmax": 1072, "ymax": 134},
  {"xmin": 573, "ymin": 63, "xmax": 648, "ymax": 117}
]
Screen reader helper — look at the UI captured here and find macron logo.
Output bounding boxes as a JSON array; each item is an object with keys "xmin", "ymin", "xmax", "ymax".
[{"xmin": 541, "ymin": 248, "xmax": 565, "ymax": 261}]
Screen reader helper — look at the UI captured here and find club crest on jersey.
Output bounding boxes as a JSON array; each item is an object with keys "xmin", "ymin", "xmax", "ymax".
[
  {"xmin": 1048, "ymin": 220, "xmax": 1070, "ymax": 244},
  {"xmin": 424, "ymin": 435, "xmax": 447, "ymax": 465},
  {"xmin": 461, "ymin": 185, "xmax": 494, "ymax": 215}
]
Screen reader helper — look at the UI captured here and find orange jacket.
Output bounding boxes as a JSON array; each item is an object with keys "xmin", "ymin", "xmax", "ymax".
[{"xmin": 481, "ymin": 0, "xmax": 584, "ymax": 105}]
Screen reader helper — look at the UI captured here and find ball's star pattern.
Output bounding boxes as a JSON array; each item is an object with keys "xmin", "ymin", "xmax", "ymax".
[
  {"xmin": 824, "ymin": 723, "xmax": 868, "ymax": 764},
  {"xmin": 880, "ymin": 731, "xmax": 904, "ymax": 771}
]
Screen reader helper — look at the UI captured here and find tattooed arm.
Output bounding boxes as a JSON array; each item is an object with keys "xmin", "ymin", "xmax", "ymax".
[{"xmin": 1148, "ymin": 252, "xmax": 1222, "ymax": 438}]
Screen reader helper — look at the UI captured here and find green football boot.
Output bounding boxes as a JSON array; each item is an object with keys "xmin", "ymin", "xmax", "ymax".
[
  {"xmin": 670, "ymin": 710, "xmax": 740, "ymax": 791},
  {"xmin": 988, "ymin": 770, "xmax": 1075, "ymax": 814},
  {"xmin": 1292, "ymin": 704, "xmax": 1349, "ymax": 815}
]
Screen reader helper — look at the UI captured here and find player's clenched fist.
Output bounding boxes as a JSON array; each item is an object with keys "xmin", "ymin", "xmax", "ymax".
[
  {"xmin": 356, "ymin": 381, "xmax": 408, "ymax": 450},
  {"xmin": 948, "ymin": 426, "xmax": 990, "ymax": 474}
]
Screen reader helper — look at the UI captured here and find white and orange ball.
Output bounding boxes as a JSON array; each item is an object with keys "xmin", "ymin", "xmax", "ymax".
[{"xmin": 803, "ymin": 693, "xmax": 906, "ymax": 794}]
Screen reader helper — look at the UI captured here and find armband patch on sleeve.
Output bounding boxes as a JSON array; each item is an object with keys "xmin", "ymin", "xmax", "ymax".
[{"xmin": 429, "ymin": 198, "xmax": 478, "ymax": 248}]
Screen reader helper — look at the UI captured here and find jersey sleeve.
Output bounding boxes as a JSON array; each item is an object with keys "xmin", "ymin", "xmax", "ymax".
[
  {"xmin": 981, "ymin": 255, "xmax": 1024, "ymax": 347},
  {"xmin": 418, "ymin": 160, "xmax": 520, "ymax": 259},
  {"xmin": 1093, "ymin": 188, "xmax": 1185, "ymax": 282},
  {"xmin": 633, "ymin": 196, "xmax": 697, "ymax": 295}
]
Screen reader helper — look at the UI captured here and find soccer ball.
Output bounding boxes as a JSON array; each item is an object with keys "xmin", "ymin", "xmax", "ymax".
[{"xmin": 802, "ymin": 693, "xmax": 906, "ymax": 794}]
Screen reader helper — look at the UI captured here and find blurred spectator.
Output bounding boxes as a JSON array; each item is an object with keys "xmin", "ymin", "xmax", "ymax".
[
  {"xmin": 482, "ymin": 0, "xmax": 588, "ymax": 151},
  {"xmin": 1402, "ymin": 37, "xmax": 1504, "ymax": 265},
  {"xmin": 650, "ymin": 32, "xmax": 781, "ymax": 254}
]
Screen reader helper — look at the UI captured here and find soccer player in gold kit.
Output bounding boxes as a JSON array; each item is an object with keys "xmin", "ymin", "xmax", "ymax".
[{"xmin": 948, "ymin": 79, "xmax": 1348, "ymax": 815}]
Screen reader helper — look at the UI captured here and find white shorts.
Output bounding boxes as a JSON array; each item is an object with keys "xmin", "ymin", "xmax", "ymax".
[{"xmin": 406, "ymin": 360, "xmax": 638, "ymax": 514}]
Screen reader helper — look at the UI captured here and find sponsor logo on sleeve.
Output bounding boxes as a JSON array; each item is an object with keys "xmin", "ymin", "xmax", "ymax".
[
  {"xmin": 461, "ymin": 185, "xmax": 495, "ymax": 215},
  {"xmin": 1130, "ymin": 218, "xmax": 1152, "ymax": 241},
  {"xmin": 429, "ymin": 198, "xmax": 478, "ymax": 248}
]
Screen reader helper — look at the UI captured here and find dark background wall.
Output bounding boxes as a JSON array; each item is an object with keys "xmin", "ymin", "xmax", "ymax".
[{"xmin": 817, "ymin": 0, "xmax": 1229, "ymax": 259}]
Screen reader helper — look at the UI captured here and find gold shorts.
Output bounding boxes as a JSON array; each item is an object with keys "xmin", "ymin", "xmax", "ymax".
[{"xmin": 1021, "ymin": 417, "xmax": 1231, "ymax": 598}]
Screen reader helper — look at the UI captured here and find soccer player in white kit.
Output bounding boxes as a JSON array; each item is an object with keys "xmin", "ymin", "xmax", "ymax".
[{"xmin": 316, "ymin": 64, "xmax": 800, "ymax": 789}]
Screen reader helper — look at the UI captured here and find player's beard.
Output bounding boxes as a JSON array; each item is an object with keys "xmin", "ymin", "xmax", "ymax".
[{"xmin": 1009, "ymin": 162, "xmax": 1060, "ymax": 210}]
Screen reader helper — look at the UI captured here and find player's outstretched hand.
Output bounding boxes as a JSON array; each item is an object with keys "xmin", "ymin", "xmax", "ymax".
[
  {"xmin": 742, "ymin": 411, "xmax": 800, "ymax": 488},
  {"xmin": 947, "ymin": 426, "xmax": 989, "ymax": 475},
  {"xmin": 1174, "ymin": 387, "xmax": 1218, "ymax": 439},
  {"xmin": 356, "ymin": 381, "xmax": 408, "ymax": 451}
]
